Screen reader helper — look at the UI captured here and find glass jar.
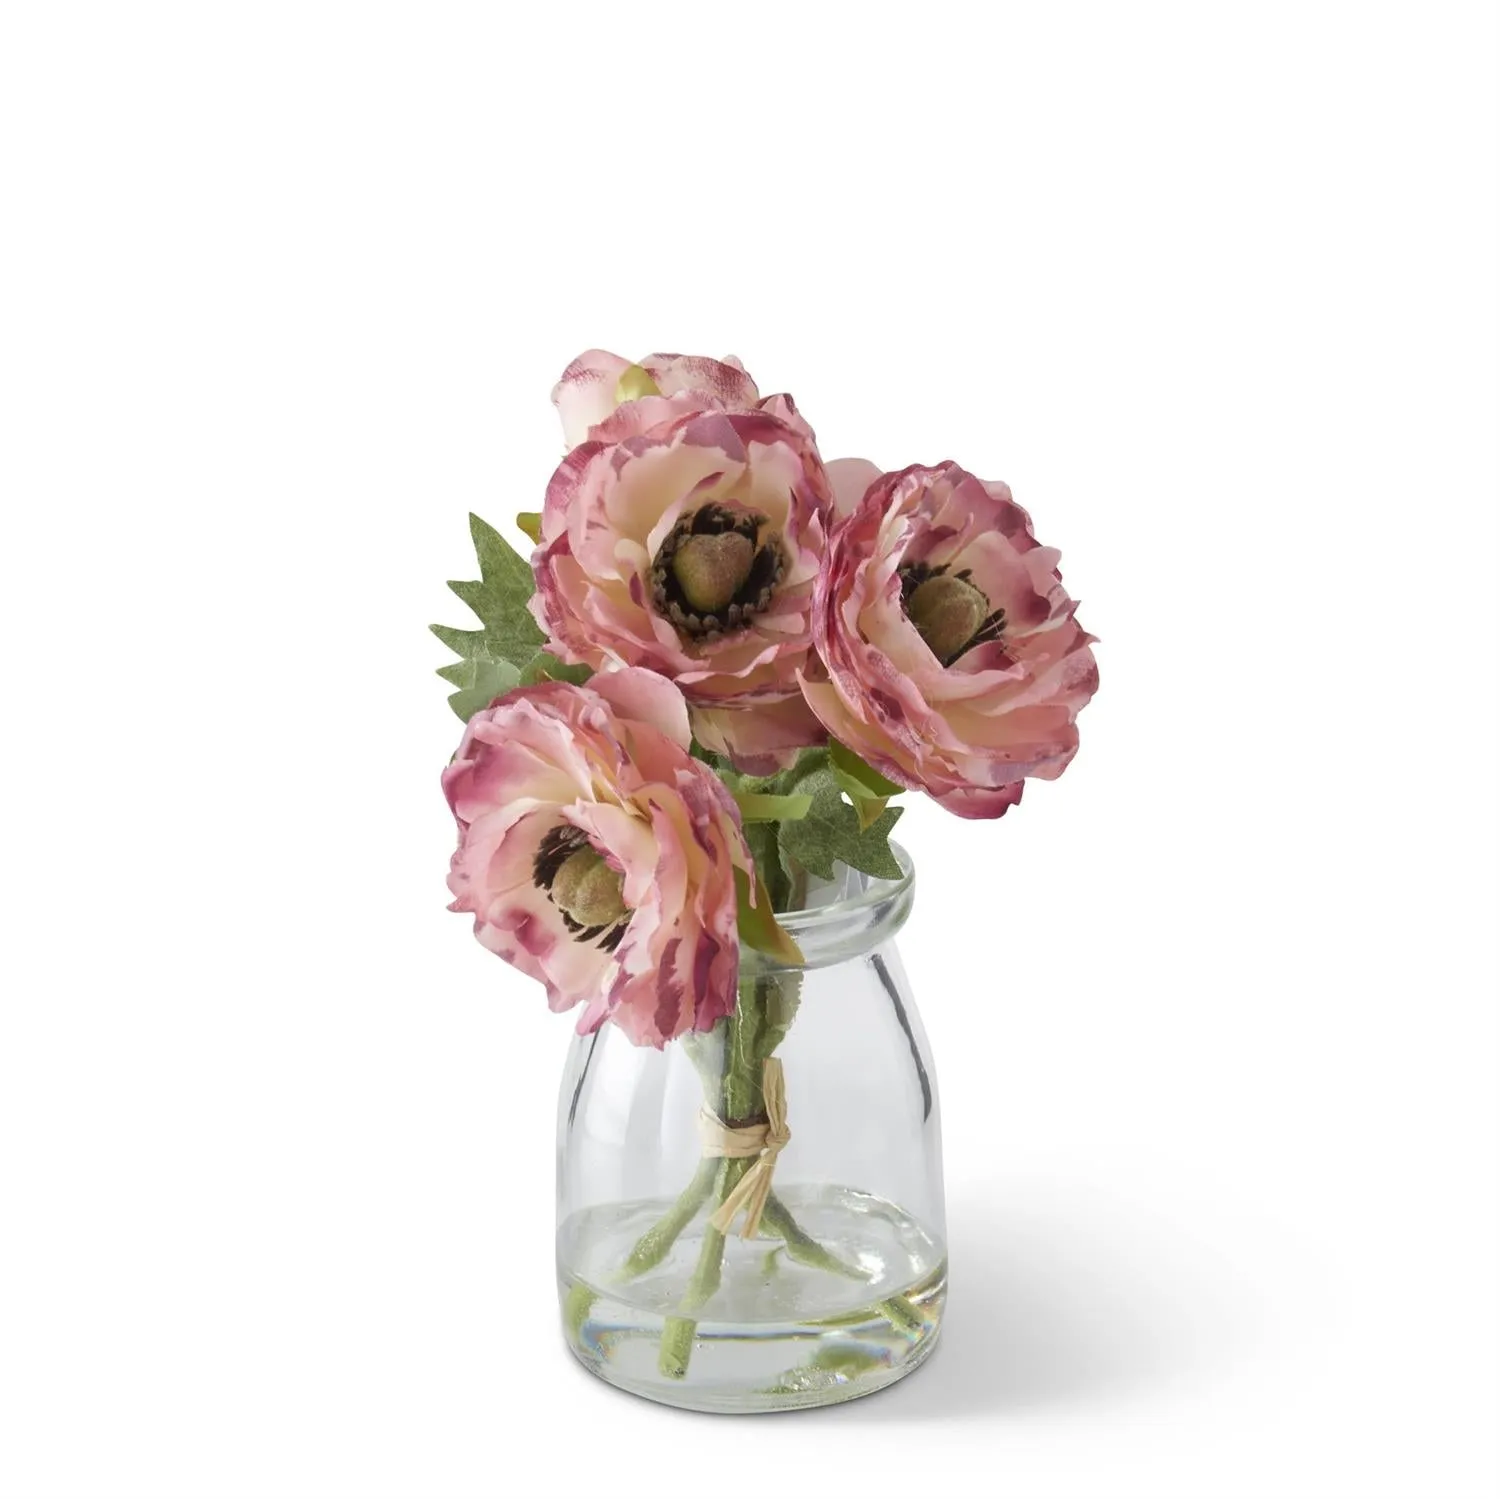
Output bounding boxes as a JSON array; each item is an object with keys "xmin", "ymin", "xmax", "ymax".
[{"xmin": 555, "ymin": 846, "xmax": 945, "ymax": 1412}]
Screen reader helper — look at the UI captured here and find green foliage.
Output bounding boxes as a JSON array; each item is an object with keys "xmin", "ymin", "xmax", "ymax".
[
  {"xmin": 829, "ymin": 770, "xmax": 890, "ymax": 831},
  {"xmin": 756, "ymin": 971, "xmax": 802, "ymax": 1057},
  {"xmin": 829, "ymin": 738, "xmax": 902, "ymax": 796},
  {"xmin": 435, "ymin": 656, "xmax": 520, "ymax": 723},
  {"xmin": 520, "ymin": 652, "xmax": 591, "ymax": 687},
  {"xmin": 733, "ymin": 791, "xmax": 813, "ymax": 823},
  {"xmin": 734, "ymin": 867, "xmax": 804, "ymax": 965},
  {"xmin": 432, "ymin": 513, "xmax": 588, "ymax": 720},
  {"xmin": 777, "ymin": 761, "xmax": 904, "ymax": 881},
  {"xmin": 743, "ymin": 819, "xmax": 793, "ymax": 914},
  {"xmin": 735, "ymin": 746, "xmax": 905, "ymax": 911},
  {"xmin": 826, "ymin": 738, "xmax": 900, "ymax": 830},
  {"xmin": 429, "ymin": 517, "xmax": 905, "ymax": 919}
]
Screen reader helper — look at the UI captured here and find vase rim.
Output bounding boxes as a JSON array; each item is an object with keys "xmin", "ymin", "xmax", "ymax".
[{"xmin": 740, "ymin": 841, "xmax": 915, "ymax": 974}]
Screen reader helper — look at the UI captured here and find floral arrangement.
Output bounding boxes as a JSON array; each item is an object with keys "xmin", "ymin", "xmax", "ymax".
[{"xmin": 436, "ymin": 350, "xmax": 1097, "ymax": 1379}]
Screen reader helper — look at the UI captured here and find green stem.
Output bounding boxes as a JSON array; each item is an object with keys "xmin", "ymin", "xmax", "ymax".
[
  {"xmin": 658, "ymin": 985, "xmax": 766, "ymax": 1380},
  {"xmin": 613, "ymin": 1157, "xmax": 718, "ymax": 1282},
  {"xmin": 650, "ymin": 969, "xmax": 872, "ymax": 1379},
  {"xmin": 761, "ymin": 1192, "xmax": 866, "ymax": 1280},
  {"xmin": 877, "ymin": 1294, "xmax": 926, "ymax": 1337},
  {"xmin": 658, "ymin": 1157, "xmax": 749, "ymax": 1378},
  {"xmin": 785, "ymin": 853, "xmax": 810, "ymax": 912},
  {"xmin": 722, "ymin": 978, "xmax": 768, "ymax": 1121},
  {"xmin": 563, "ymin": 1281, "xmax": 597, "ymax": 1345},
  {"xmin": 657, "ymin": 1316, "xmax": 697, "ymax": 1380}
]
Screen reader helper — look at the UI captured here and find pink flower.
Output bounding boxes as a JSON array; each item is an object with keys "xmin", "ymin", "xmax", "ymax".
[
  {"xmin": 801, "ymin": 461, "xmax": 1098, "ymax": 819},
  {"xmin": 553, "ymin": 350, "xmax": 762, "ymax": 448},
  {"xmin": 442, "ymin": 669, "xmax": 751, "ymax": 1047},
  {"xmin": 530, "ymin": 409, "xmax": 832, "ymax": 772}
]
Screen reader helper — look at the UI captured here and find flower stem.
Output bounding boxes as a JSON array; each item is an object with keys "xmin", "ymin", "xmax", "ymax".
[
  {"xmin": 877, "ymin": 1294, "xmax": 926, "ymax": 1337},
  {"xmin": 613, "ymin": 1158, "xmax": 718, "ymax": 1282},
  {"xmin": 656, "ymin": 1318, "xmax": 696, "ymax": 1381},
  {"xmin": 760, "ymin": 1192, "xmax": 865, "ymax": 1280},
  {"xmin": 651, "ymin": 972, "xmax": 870, "ymax": 1380},
  {"xmin": 657, "ymin": 984, "xmax": 766, "ymax": 1380},
  {"xmin": 657, "ymin": 1156, "xmax": 749, "ymax": 1378},
  {"xmin": 563, "ymin": 1281, "xmax": 597, "ymax": 1344}
]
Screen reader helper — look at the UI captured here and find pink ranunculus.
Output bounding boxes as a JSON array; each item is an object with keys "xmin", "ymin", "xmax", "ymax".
[
  {"xmin": 801, "ymin": 462, "xmax": 1098, "ymax": 819},
  {"xmin": 529, "ymin": 409, "xmax": 833, "ymax": 772},
  {"xmin": 442, "ymin": 669, "xmax": 751, "ymax": 1047},
  {"xmin": 552, "ymin": 349, "xmax": 762, "ymax": 448}
]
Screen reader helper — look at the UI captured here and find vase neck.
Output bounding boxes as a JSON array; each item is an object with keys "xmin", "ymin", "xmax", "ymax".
[{"xmin": 739, "ymin": 845, "xmax": 914, "ymax": 976}]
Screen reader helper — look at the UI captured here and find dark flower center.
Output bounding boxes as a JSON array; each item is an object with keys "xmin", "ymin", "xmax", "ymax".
[
  {"xmin": 650, "ymin": 503, "xmax": 785, "ymax": 639},
  {"xmin": 899, "ymin": 562, "xmax": 1006, "ymax": 665},
  {"xmin": 533, "ymin": 824, "xmax": 630, "ymax": 950}
]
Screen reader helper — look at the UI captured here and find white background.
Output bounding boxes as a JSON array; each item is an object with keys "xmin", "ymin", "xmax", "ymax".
[{"xmin": 1, "ymin": 4, "xmax": 1496, "ymax": 1497}]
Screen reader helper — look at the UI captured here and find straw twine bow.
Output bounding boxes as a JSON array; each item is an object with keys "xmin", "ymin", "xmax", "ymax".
[{"xmin": 698, "ymin": 1058, "xmax": 790, "ymax": 1239}]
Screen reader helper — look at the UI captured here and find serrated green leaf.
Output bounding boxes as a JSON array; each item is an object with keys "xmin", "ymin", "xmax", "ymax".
[
  {"xmin": 829, "ymin": 765, "xmax": 891, "ymax": 831},
  {"xmin": 778, "ymin": 766, "xmax": 904, "ymax": 881},
  {"xmin": 451, "ymin": 512, "xmax": 545, "ymax": 664},
  {"xmin": 436, "ymin": 656, "xmax": 521, "ymax": 721},
  {"xmin": 434, "ymin": 512, "xmax": 582, "ymax": 720},
  {"xmin": 430, "ymin": 623, "xmax": 486, "ymax": 658},
  {"xmin": 828, "ymin": 755, "xmax": 893, "ymax": 830},
  {"xmin": 434, "ymin": 660, "xmax": 480, "ymax": 690}
]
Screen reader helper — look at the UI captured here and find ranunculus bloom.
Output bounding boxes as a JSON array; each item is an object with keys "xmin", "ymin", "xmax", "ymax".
[
  {"xmin": 530, "ymin": 410, "xmax": 832, "ymax": 772},
  {"xmin": 553, "ymin": 349, "xmax": 762, "ymax": 448},
  {"xmin": 802, "ymin": 461, "xmax": 1098, "ymax": 819},
  {"xmin": 442, "ymin": 669, "xmax": 750, "ymax": 1047}
]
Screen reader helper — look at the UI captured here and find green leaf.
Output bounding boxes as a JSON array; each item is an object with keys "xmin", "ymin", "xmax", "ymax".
[
  {"xmin": 433, "ymin": 513, "xmax": 588, "ymax": 719},
  {"xmin": 831, "ymin": 771, "xmax": 891, "ymax": 832},
  {"xmin": 778, "ymin": 766, "xmax": 904, "ymax": 881},
  {"xmin": 444, "ymin": 512, "xmax": 545, "ymax": 666},
  {"xmin": 515, "ymin": 511, "xmax": 542, "ymax": 543},
  {"xmin": 735, "ymin": 867, "xmax": 804, "ymax": 965},
  {"xmin": 756, "ymin": 971, "xmax": 802, "ymax": 1057},
  {"xmin": 734, "ymin": 792, "xmax": 814, "ymax": 823},
  {"xmin": 829, "ymin": 738, "xmax": 902, "ymax": 797},
  {"xmin": 743, "ymin": 820, "xmax": 793, "ymax": 914},
  {"xmin": 827, "ymin": 758, "xmax": 893, "ymax": 831},
  {"xmin": 436, "ymin": 656, "xmax": 521, "ymax": 721},
  {"xmin": 690, "ymin": 740, "xmax": 736, "ymax": 772},
  {"xmin": 520, "ymin": 652, "xmax": 592, "ymax": 686}
]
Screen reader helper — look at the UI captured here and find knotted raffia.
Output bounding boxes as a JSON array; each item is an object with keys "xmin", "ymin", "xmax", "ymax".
[{"xmin": 698, "ymin": 1058, "xmax": 790, "ymax": 1239}]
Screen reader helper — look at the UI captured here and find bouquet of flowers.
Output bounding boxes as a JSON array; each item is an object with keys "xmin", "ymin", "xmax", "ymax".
[{"xmin": 436, "ymin": 350, "xmax": 1097, "ymax": 1401}]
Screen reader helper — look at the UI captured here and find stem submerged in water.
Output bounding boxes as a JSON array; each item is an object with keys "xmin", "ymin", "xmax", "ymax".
[
  {"xmin": 614, "ymin": 1158, "xmax": 718, "ymax": 1282},
  {"xmin": 605, "ymin": 968, "xmax": 870, "ymax": 1382},
  {"xmin": 656, "ymin": 1156, "xmax": 750, "ymax": 1378},
  {"xmin": 656, "ymin": 983, "xmax": 767, "ymax": 1378},
  {"xmin": 760, "ymin": 1192, "xmax": 864, "ymax": 1279}
]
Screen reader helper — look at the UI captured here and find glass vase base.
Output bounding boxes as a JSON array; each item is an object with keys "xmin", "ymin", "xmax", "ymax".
[{"xmin": 559, "ymin": 1184, "xmax": 946, "ymax": 1413}]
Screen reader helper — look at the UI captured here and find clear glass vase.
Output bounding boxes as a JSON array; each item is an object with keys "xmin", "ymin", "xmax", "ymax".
[{"xmin": 555, "ymin": 845, "xmax": 945, "ymax": 1412}]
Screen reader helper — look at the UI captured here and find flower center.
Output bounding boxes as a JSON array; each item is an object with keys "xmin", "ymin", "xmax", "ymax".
[
  {"xmin": 533, "ymin": 825, "xmax": 630, "ymax": 948},
  {"xmin": 650, "ymin": 503, "xmax": 785, "ymax": 639},
  {"xmin": 900, "ymin": 563, "xmax": 1006, "ymax": 665},
  {"xmin": 551, "ymin": 848, "xmax": 627, "ymax": 928}
]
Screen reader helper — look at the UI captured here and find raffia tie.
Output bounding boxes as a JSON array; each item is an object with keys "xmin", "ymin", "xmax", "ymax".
[{"xmin": 698, "ymin": 1058, "xmax": 790, "ymax": 1240}]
